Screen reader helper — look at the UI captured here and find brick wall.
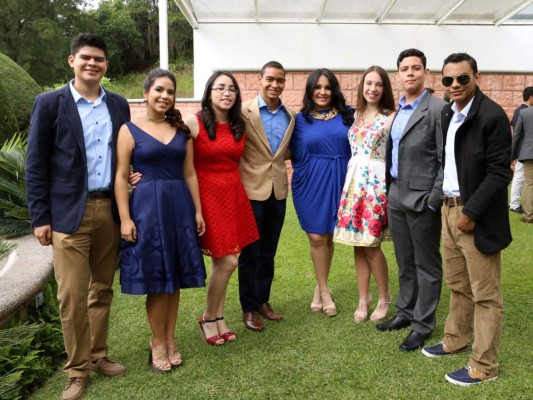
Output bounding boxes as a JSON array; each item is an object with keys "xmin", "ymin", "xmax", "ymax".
[{"xmin": 130, "ymin": 71, "xmax": 533, "ymax": 122}]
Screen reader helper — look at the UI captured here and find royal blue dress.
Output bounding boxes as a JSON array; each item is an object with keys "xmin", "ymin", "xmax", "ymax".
[
  {"xmin": 290, "ymin": 111, "xmax": 351, "ymax": 234},
  {"xmin": 120, "ymin": 122, "xmax": 206, "ymax": 295}
]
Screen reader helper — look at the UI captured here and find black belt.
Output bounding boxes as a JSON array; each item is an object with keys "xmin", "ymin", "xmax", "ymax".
[
  {"xmin": 443, "ymin": 196, "xmax": 463, "ymax": 207},
  {"xmin": 88, "ymin": 190, "xmax": 111, "ymax": 199}
]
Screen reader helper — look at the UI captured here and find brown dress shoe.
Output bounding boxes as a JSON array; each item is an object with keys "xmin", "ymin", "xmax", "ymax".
[
  {"xmin": 520, "ymin": 215, "xmax": 533, "ymax": 223},
  {"xmin": 259, "ymin": 303, "xmax": 283, "ymax": 321},
  {"xmin": 242, "ymin": 311, "xmax": 264, "ymax": 331},
  {"xmin": 61, "ymin": 376, "xmax": 88, "ymax": 400},
  {"xmin": 91, "ymin": 357, "xmax": 127, "ymax": 377}
]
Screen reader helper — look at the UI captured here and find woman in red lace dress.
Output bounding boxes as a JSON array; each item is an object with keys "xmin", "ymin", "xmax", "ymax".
[{"xmin": 185, "ymin": 71, "xmax": 259, "ymax": 345}]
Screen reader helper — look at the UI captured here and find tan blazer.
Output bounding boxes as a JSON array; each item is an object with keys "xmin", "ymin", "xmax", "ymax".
[{"xmin": 240, "ymin": 97, "xmax": 296, "ymax": 201}]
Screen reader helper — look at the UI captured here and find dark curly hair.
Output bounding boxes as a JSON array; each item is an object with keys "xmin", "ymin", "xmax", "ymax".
[
  {"xmin": 143, "ymin": 68, "xmax": 190, "ymax": 136},
  {"xmin": 71, "ymin": 33, "xmax": 108, "ymax": 58},
  {"xmin": 198, "ymin": 70, "xmax": 244, "ymax": 141},
  {"xmin": 442, "ymin": 52, "xmax": 478, "ymax": 74},
  {"xmin": 301, "ymin": 68, "xmax": 354, "ymax": 126}
]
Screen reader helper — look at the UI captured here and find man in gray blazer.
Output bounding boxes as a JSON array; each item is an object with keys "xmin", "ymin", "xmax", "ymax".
[
  {"xmin": 378, "ymin": 49, "xmax": 446, "ymax": 352},
  {"xmin": 512, "ymin": 105, "xmax": 533, "ymax": 223}
]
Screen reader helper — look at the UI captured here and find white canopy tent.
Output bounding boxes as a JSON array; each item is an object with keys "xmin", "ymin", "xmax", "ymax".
[{"xmin": 158, "ymin": 0, "xmax": 533, "ymax": 98}]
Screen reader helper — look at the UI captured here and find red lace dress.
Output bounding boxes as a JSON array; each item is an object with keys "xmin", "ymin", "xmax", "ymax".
[{"xmin": 193, "ymin": 114, "xmax": 259, "ymax": 257}]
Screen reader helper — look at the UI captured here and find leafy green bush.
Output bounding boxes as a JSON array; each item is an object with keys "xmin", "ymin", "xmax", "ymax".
[
  {"xmin": 0, "ymin": 53, "xmax": 42, "ymax": 143},
  {"xmin": 0, "ymin": 133, "xmax": 31, "ymax": 238},
  {"xmin": 0, "ymin": 277, "xmax": 64, "ymax": 400}
]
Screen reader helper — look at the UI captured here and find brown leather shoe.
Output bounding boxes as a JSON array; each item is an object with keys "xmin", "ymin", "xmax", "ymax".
[
  {"xmin": 91, "ymin": 357, "xmax": 127, "ymax": 377},
  {"xmin": 242, "ymin": 311, "xmax": 264, "ymax": 331},
  {"xmin": 61, "ymin": 376, "xmax": 88, "ymax": 400},
  {"xmin": 520, "ymin": 215, "xmax": 533, "ymax": 223},
  {"xmin": 259, "ymin": 303, "xmax": 283, "ymax": 321}
]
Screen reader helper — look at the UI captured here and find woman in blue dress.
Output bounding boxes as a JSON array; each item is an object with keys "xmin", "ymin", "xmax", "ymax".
[
  {"xmin": 115, "ymin": 69, "xmax": 206, "ymax": 373},
  {"xmin": 290, "ymin": 69, "xmax": 354, "ymax": 317}
]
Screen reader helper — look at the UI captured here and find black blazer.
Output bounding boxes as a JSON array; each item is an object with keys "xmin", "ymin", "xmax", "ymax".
[
  {"xmin": 26, "ymin": 84, "xmax": 130, "ymax": 234},
  {"xmin": 438, "ymin": 87, "xmax": 512, "ymax": 254}
]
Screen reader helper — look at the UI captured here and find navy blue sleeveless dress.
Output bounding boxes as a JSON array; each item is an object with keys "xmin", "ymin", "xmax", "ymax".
[{"xmin": 120, "ymin": 122, "xmax": 206, "ymax": 295}]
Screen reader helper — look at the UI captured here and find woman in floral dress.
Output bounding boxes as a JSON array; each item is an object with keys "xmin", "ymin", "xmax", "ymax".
[{"xmin": 333, "ymin": 66, "xmax": 396, "ymax": 323}]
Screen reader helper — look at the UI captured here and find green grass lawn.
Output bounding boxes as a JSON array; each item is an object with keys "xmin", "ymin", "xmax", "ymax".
[{"xmin": 29, "ymin": 196, "xmax": 532, "ymax": 399}]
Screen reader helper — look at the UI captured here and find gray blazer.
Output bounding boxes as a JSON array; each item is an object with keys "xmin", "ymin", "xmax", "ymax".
[
  {"xmin": 512, "ymin": 105, "xmax": 533, "ymax": 161},
  {"xmin": 385, "ymin": 91, "xmax": 447, "ymax": 213}
]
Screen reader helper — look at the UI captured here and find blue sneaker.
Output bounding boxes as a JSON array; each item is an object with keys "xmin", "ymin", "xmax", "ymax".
[
  {"xmin": 422, "ymin": 342, "xmax": 468, "ymax": 358},
  {"xmin": 445, "ymin": 366, "xmax": 498, "ymax": 387}
]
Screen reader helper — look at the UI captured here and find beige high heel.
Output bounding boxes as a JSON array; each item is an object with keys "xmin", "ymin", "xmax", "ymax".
[
  {"xmin": 148, "ymin": 340, "xmax": 171, "ymax": 374},
  {"xmin": 320, "ymin": 290, "xmax": 337, "ymax": 317},
  {"xmin": 310, "ymin": 285, "xmax": 323, "ymax": 312},
  {"xmin": 353, "ymin": 296, "xmax": 372, "ymax": 323},
  {"xmin": 166, "ymin": 344, "xmax": 183, "ymax": 368},
  {"xmin": 370, "ymin": 295, "xmax": 392, "ymax": 322}
]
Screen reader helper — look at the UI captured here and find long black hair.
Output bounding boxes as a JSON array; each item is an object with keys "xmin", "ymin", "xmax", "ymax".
[
  {"xmin": 199, "ymin": 70, "xmax": 244, "ymax": 141},
  {"xmin": 301, "ymin": 68, "xmax": 354, "ymax": 126},
  {"xmin": 143, "ymin": 68, "xmax": 190, "ymax": 136}
]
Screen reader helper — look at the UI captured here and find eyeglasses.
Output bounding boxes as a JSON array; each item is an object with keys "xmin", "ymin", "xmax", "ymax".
[
  {"xmin": 442, "ymin": 74, "xmax": 471, "ymax": 87},
  {"xmin": 212, "ymin": 86, "xmax": 238, "ymax": 95}
]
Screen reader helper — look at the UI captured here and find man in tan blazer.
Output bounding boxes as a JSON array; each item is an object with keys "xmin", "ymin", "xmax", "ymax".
[{"xmin": 238, "ymin": 61, "xmax": 296, "ymax": 331}]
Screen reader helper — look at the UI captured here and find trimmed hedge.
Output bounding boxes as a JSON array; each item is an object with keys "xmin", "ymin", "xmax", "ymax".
[{"xmin": 0, "ymin": 53, "xmax": 42, "ymax": 142}]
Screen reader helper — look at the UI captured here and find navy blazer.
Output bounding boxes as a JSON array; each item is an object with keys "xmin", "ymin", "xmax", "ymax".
[
  {"xmin": 437, "ymin": 87, "xmax": 512, "ymax": 254},
  {"xmin": 26, "ymin": 84, "xmax": 130, "ymax": 234}
]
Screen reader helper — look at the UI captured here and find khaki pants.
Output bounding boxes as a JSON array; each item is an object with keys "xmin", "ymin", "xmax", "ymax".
[
  {"xmin": 441, "ymin": 204, "xmax": 503, "ymax": 376},
  {"xmin": 52, "ymin": 199, "xmax": 120, "ymax": 378},
  {"xmin": 522, "ymin": 160, "xmax": 533, "ymax": 218}
]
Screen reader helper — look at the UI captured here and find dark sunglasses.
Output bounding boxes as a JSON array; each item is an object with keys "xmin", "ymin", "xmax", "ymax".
[{"xmin": 442, "ymin": 74, "xmax": 471, "ymax": 87}]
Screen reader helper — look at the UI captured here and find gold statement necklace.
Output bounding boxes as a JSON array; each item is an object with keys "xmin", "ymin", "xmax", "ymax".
[
  {"xmin": 311, "ymin": 108, "xmax": 338, "ymax": 121},
  {"xmin": 146, "ymin": 115, "xmax": 166, "ymax": 123}
]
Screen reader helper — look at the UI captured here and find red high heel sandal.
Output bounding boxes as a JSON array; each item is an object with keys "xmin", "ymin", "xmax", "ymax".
[
  {"xmin": 216, "ymin": 316, "xmax": 237, "ymax": 342},
  {"xmin": 198, "ymin": 315, "xmax": 225, "ymax": 346}
]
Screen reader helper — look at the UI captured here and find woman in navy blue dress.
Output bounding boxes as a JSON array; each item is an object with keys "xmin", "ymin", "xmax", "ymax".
[
  {"xmin": 115, "ymin": 69, "xmax": 206, "ymax": 373},
  {"xmin": 290, "ymin": 69, "xmax": 354, "ymax": 317}
]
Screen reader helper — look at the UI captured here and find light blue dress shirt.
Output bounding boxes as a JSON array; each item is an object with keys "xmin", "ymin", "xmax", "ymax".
[
  {"xmin": 258, "ymin": 95, "xmax": 290, "ymax": 155},
  {"xmin": 390, "ymin": 89, "xmax": 427, "ymax": 179},
  {"xmin": 69, "ymin": 81, "xmax": 113, "ymax": 191}
]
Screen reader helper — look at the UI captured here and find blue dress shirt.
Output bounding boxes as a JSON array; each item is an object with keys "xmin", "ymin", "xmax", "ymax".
[
  {"xmin": 390, "ymin": 89, "xmax": 427, "ymax": 179},
  {"xmin": 69, "ymin": 81, "xmax": 113, "ymax": 191},
  {"xmin": 258, "ymin": 95, "xmax": 290, "ymax": 155}
]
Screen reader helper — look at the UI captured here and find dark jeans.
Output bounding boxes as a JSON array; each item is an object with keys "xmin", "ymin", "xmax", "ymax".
[{"xmin": 238, "ymin": 193, "xmax": 286, "ymax": 312}]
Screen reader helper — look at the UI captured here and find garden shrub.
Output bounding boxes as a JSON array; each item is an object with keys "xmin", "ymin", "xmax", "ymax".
[
  {"xmin": 0, "ymin": 53, "xmax": 42, "ymax": 142},
  {"xmin": 0, "ymin": 276, "xmax": 64, "ymax": 400}
]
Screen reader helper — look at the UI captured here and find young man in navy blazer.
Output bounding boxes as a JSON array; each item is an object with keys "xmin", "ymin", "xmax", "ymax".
[{"xmin": 26, "ymin": 33, "xmax": 130, "ymax": 400}]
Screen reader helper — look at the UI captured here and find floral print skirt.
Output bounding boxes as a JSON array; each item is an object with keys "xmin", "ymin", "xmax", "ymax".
[{"xmin": 333, "ymin": 157, "xmax": 388, "ymax": 247}]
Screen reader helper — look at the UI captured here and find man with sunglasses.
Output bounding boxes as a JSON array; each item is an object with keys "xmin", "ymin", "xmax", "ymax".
[
  {"xmin": 379, "ymin": 49, "xmax": 446, "ymax": 353},
  {"xmin": 422, "ymin": 53, "xmax": 512, "ymax": 387}
]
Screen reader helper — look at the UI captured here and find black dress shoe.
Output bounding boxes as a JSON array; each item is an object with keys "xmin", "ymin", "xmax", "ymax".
[
  {"xmin": 399, "ymin": 330, "xmax": 430, "ymax": 352},
  {"xmin": 376, "ymin": 315, "xmax": 410, "ymax": 332}
]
